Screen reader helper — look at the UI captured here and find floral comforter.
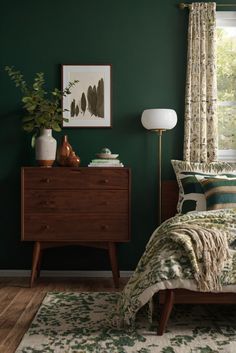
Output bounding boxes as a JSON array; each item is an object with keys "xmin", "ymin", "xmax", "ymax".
[{"xmin": 118, "ymin": 209, "xmax": 236, "ymax": 325}]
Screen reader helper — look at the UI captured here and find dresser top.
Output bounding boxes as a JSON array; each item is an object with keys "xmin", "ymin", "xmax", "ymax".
[{"xmin": 22, "ymin": 166, "xmax": 130, "ymax": 170}]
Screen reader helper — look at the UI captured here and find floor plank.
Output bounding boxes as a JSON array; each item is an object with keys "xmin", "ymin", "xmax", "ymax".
[
  {"xmin": 0, "ymin": 287, "xmax": 21, "ymax": 315},
  {"xmin": 0, "ymin": 289, "xmax": 45, "ymax": 353},
  {"xmin": 0, "ymin": 277, "xmax": 128, "ymax": 353}
]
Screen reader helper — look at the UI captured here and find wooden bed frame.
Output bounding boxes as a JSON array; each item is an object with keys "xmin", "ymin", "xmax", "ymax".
[{"xmin": 157, "ymin": 180, "xmax": 236, "ymax": 335}]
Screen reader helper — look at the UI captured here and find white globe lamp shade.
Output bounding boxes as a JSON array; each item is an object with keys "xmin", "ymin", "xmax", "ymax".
[{"xmin": 141, "ymin": 109, "xmax": 177, "ymax": 131}]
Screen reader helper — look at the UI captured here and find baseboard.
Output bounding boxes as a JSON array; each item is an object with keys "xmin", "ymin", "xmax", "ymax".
[{"xmin": 0, "ymin": 270, "xmax": 133, "ymax": 278}]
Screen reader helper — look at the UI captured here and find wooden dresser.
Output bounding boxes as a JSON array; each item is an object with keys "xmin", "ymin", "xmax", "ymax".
[{"xmin": 21, "ymin": 167, "xmax": 131, "ymax": 287}]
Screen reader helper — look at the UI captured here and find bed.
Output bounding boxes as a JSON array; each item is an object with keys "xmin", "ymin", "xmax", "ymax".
[
  {"xmin": 118, "ymin": 160, "xmax": 236, "ymax": 335},
  {"xmin": 158, "ymin": 180, "xmax": 236, "ymax": 335}
]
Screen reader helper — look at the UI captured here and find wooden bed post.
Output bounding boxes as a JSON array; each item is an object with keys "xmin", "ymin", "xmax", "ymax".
[{"xmin": 158, "ymin": 289, "xmax": 174, "ymax": 335}]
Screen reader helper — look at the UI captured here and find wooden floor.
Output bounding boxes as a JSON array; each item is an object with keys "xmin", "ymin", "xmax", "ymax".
[{"xmin": 0, "ymin": 276, "xmax": 128, "ymax": 353}]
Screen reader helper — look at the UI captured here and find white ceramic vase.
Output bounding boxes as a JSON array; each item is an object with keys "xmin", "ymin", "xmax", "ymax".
[{"xmin": 35, "ymin": 129, "xmax": 57, "ymax": 167}]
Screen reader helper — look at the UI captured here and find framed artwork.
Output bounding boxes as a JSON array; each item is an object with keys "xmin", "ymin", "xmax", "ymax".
[{"xmin": 62, "ymin": 65, "xmax": 111, "ymax": 128}]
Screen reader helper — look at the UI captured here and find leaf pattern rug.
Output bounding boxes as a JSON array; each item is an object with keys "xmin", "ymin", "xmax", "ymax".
[{"xmin": 16, "ymin": 292, "xmax": 236, "ymax": 353}]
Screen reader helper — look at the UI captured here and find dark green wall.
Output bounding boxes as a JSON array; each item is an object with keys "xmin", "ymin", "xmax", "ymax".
[{"xmin": 0, "ymin": 0, "xmax": 230, "ymax": 271}]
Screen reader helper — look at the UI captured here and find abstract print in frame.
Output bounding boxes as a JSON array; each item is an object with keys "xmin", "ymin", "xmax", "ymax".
[{"xmin": 62, "ymin": 65, "xmax": 111, "ymax": 127}]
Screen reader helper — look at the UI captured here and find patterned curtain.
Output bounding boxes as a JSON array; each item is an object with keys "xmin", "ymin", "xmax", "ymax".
[{"xmin": 183, "ymin": 2, "xmax": 218, "ymax": 163}]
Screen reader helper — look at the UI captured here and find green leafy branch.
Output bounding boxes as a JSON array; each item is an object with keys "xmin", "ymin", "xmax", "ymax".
[{"xmin": 5, "ymin": 66, "xmax": 78, "ymax": 145}]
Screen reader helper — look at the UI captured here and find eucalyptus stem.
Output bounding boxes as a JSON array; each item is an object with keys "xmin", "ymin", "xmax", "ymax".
[{"xmin": 5, "ymin": 66, "xmax": 78, "ymax": 140}]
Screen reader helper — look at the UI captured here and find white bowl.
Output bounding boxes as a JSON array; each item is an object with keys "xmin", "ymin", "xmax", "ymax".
[{"xmin": 96, "ymin": 153, "xmax": 119, "ymax": 159}]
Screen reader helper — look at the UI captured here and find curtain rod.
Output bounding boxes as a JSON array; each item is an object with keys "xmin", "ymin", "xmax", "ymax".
[{"xmin": 179, "ymin": 3, "xmax": 236, "ymax": 9}]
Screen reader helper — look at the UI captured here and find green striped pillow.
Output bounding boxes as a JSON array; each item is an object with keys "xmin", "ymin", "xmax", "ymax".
[
  {"xmin": 179, "ymin": 172, "xmax": 207, "ymax": 213},
  {"xmin": 171, "ymin": 160, "xmax": 236, "ymax": 214},
  {"xmin": 178, "ymin": 172, "xmax": 236, "ymax": 213},
  {"xmin": 199, "ymin": 178, "xmax": 236, "ymax": 210}
]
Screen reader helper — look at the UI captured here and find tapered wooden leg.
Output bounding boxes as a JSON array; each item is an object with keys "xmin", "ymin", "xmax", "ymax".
[
  {"xmin": 158, "ymin": 289, "xmax": 174, "ymax": 335},
  {"xmin": 30, "ymin": 241, "xmax": 41, "ymax": 288},
  {"xmin": 36, "ymin": 250, "xmax": 43, "ymax": 279},
  {"xmin": 108, "ymin": 242, "xmax": 120, "ymax": 288}
]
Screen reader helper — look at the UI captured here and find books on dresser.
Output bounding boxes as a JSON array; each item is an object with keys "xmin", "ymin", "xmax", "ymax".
[
  {"xmin": 88, "ymin": 159, "xmax": 124, "ymax": 167},
  {"xmin": 88, "ymin": 147, "xmax": 124, "ymax": 167}
]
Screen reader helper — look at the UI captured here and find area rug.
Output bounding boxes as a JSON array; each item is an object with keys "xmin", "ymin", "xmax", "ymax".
[{"xmin": 16, "ymin": 292, "xmax": 236, "ymax": 353}]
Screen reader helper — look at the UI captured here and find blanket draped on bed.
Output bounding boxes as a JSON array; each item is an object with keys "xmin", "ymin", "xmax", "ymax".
[
  {"xmin": 117, "ymin": 209, "xmax": 236, "ymax": 325},
  {"xmin": 162, "ymin": 224, "xmax": 230, "ymax": 291}
]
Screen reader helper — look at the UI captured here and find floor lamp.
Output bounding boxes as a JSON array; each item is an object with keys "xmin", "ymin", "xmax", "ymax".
[{"xmin": 141, "ymin": 109, "xmax": 177, "ymax": 226}]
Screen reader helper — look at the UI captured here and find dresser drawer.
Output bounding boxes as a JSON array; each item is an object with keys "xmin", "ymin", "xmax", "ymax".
[
  {"xmin": 22, "ymin": 214, "xmax": 129, "ymax": 242},
  {"xmin": 22, "ymin": 167, "xmax": 129, "ymax": 190},
  {"xmin": 24, "ymin": 189, "xmax": 128, "ymax": 213}
]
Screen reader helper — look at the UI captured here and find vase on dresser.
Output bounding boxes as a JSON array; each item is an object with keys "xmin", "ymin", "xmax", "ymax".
[
  {"xmin": 56, "ymin": 135, "xmax": 72, "ymax": 166},
  {"xmin": 35, "ymin": 129, "xmax": 57, "ymax": 167}
]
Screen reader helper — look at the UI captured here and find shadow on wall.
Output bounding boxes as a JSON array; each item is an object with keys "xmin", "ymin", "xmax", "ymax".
[
  {"xmin": 0, "ymin": 110, "xmax": 36, "ymax": 267},
  {"xmin": 0, "ymin": 110, "xmax": 34, "ymax": 178}
]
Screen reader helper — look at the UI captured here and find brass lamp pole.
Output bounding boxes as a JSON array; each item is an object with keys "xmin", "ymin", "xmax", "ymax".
[
  {"xmin": 157, "ymin": 129, "xmax": 164, "ymax": 226},
  {"xmin": 141, "ymin": 109, "xmax": 177, "ymax": 226}
]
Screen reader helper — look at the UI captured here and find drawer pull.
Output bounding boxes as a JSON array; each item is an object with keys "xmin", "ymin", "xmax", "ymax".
[
  {"xmin": 103, "ymin": 179, "xmax": 109, "ymax": 184},
  {"xmin": 41, "ymin": 178, "xmax": 50, "ymax": 183},
  {"xmin": 101, "ymin": 225, "xmax": 109, "ymax": 230},
  {"xmin": 42, "ymin": 225, "xmax": 50, "ymax": 230},
  {"xmin": 40, "ymin": 201, "xmax": 51, "ymax": 206}
]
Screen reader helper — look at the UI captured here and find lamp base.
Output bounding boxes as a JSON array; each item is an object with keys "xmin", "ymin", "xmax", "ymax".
[{"xmin": 157, "ymin": 130, "xmax": 163, "ymax": 226}]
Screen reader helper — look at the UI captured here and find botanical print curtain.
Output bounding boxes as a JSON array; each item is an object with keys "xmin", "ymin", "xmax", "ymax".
[{"xmin": 183, "ymin": 2, "xmax": 218, "ymax": 163}]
